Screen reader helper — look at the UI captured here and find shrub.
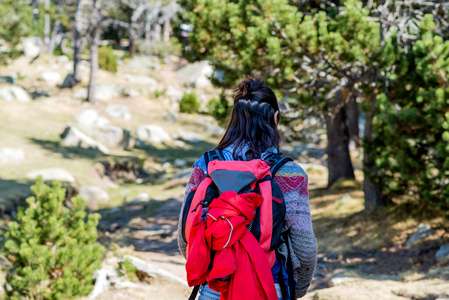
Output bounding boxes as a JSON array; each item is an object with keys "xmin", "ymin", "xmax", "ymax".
[
  {"xmin": 179, "ymin": 91, "xmax": 200, "ymax": 113},
  {"xmin": 207, "ymin": 92, "xmax": 232, "ymax": 127},
  {"xmin": 98, "ymin": 45, "xmax": 118, "ymax": 73},
  {"xmin": 3, "ymin": 178, "xmax": 106, "ymax": 299}
]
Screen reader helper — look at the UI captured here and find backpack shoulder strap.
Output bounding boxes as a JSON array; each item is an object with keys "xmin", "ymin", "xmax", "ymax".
[
  {"xmin": 203, "ymin": 149, "xmax": 225, "ymax": 169},
  {"xmin": 264, "ymin": 153, "xmax": 293, "ymax": 177}
]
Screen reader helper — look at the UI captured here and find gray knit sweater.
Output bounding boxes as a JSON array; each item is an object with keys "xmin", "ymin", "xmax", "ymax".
[{"xmin": 177, "ymin": 160, "xmax": 317, "ymax": 298}]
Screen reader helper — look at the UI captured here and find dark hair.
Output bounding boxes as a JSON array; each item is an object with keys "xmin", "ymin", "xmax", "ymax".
[{"xmin": 215, "ymin": 76, "xmax": 280, "ymax": 160}]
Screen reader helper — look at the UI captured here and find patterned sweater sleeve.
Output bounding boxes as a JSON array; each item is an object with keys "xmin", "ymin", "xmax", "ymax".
[
  {"xmin": 177, "ymin": 165, "xmax": 206, "ymax": 259},
  {"xmin": 274, "ymin": 161, "xmax": 317, "ymax": 298}
]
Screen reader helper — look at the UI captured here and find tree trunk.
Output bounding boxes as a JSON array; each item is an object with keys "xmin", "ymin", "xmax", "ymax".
[
  {"xmin": 48, "ymin": 20, "xmax": 61, "ymax": 55},
  {"xmin": 346, "ymin": 93, "xmax": 361, "ymax": 147},
  {"xmin": 87, "ymin": 27, "xmax": 100, "ymax": 104},
  {"xmin": 325, "ymin": 104, "xmax": 355, "ymax": 187},
  {"xmin": 163, "ymin": 17, "xmax": 171, "ymax": 42},
  {"xmin": 66, "ymin": 0, "xmax": 82, "ymax": 88},
  {"xmin": 44, "ymin": 0, "xmax": 51, "ymax": 48},
  {"xmin": 363, "ymin": 94, "xmax": 384, "ymax": 210}
]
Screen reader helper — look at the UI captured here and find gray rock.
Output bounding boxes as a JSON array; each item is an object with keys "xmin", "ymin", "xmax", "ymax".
[
  {"xmin": 173, "ymin": 159, "xmax": 188, "ymax": 167},
  {"xmin": 126, "ymin": 56, "xmax": 161, "ymax": 71},
  {"xmin": 22, "ymin": 37, "xmax": 42, "ymax": 58},
  {"xmin": 165, "ymin": 111, "xmax": 178, "ymax": 122},
  {"xmin": 329, "ymin": 274, "xmax": 353, "ymax": 287},
  {"xmin": 206, "ymin": 126, "xmax": 223, "ymax": 136},
  {"xmin": 0, "ymin": 85, "xmax": 32, "ymax": 102},
  {"xmin": 124, "ymin": 74, "xmax": 158, "ymax": 87},
  {"xmin": 91, "ymin": 124, "xmax": 125, "ymax": 148},
  {"xmin": 39, "ymin": 71, "xmax": 62, "ymax": 87},
  {"xmin": 177, "ymin": 61, "xmax": 213, "ymax": 88},
  {"xmin": 26, "ymin": 167, "xmax": 75, "ymax": 182},
  {"xmin": 406, "ymin": 223, "xmax": 434, "ymax": 246},
  {"xmin": 76, "ymin": 109, "xmax": 110, "ymax": 128},
  {"xmin": 73, "ymin": 87, "xmax": 88, "ymax": 99},
  {"xmin": 436, "ymin": 244, "xmax": 449, "ymax": 263},
  {"xmin": 56, "ymin": 55, "xmax": 70, "ymax": 63},
  {"xmin": 175, "ymin": 168, "xmax": 193, "ymax": 179},
  {"xmin": 0, "ymin": 148, "xmax": 25, "ymax": 162},
  {"xmin": 122, "ymin": 87, "xmax": 141, "ymax": 97},
  {"xmin": 60, "ymin": 123, "xmax": 109, "ymax": 154},
  {"xmin": 136, "ymin": 125, "xmax": 172, "ymax": 144},
  {"xmin": 292, "ymin": 144, "xmax": 326, "ymax": 158},
  {"xmin": 95, "ymin": 84, "xmax": 122, "ymax": 101},
  {"xmin": 178, "ymin": 130, "xmax": 203, "ymax": 143},
  {"xmin": 78, "ymin": 186, "xmax": 110, "ymax": 210},
  {"xmin": 0, "ymin": 76, "xmax": 14, "ymax": 84},
  {"xmin": 73, "ymin": 85, "xmax": 122, "ymax": 101},
  {"xmin": 105, "ymin": 104, "xmax": 131, "ymax": 120},
  {"xmin": 165, "ymin": 86, "xmax": 183, "ymax": 102}
]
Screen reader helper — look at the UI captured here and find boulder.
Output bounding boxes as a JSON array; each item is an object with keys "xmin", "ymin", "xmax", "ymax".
[
  {"xmin": 91, "ymin": 124, "xmax": 125, "ymax": 148},
  {"xmin": 22, "ymin": 37, "xmax": 42, "ymax": 58},
  {"xmin": 26, "ymin": 168, "xmax": 76, "ymax": 182},
  {"xmin": 95, "ymin": 84, "xmax": 122, "ymax": 101},
  {"xmin": 436, "ymin": 244, "xmax": 449, "ymax": 263},
  {"xmin": 73, "ymin": 87, "xmax": 88, "ymax": 99},
  {"xmin": 60, "ymin": 123, "xmax": 109, "ymax": 154},
  {"xmin": 0, "ymin": 76, "xmax": 14, "ymax": 84},
  {"xmin": 177, "ymin": 130, "xmax": 203, "ymax": 143},
  {"xmin": 173, "ymin": 159, "xmax": 188, "ymax": 167},
  {"xmin": 56, "ymin": 55, "xmax": 70, "ymax": 63},
  {"xmin": 125, "ymin": 56, "xmax": 161, "ymax": 71},
  {"xmin": 0, "ymin": 85, "xmax": 32, "ymax": 102},
  {"xmin": 40, "ymin": 71, "xmax": 62, "ymax": 87},
  {"xmin": 0, "ymin": 148, "xmax": 25, "ymax": 162},
  {"xmin": 406, "ymin": 223, "xmax": 434, "ymax": 246},
  {"xmin": 73, "ymin": 85, "xmax": 122, "ymax": 101},
  {"xmin": 122, "ymin": 87, "xmax": 141, "ymax": 97},
  {"xmin": 177, "ymin": 61, "xmax": 213, "ymax": 88},
  {"xmin": 105, "ymin": 104, "xmax": 131, "ymax": 120},
  {"xmin": 206, "ymin": 126, "xmax": 223, "ymax": 136},
  {"xmin": 165, "ymin": 111, "xmax": 178, "ymax": 122},
  {"xmin": 136, "ymin": 125, "xmax": 172, "ymax": 144},
  {"xmin": 165, "ymin": 86, "xmax": 183, "ymax": 102},
  {"xmin": 124, "ymin": 74, "xmax": 158, "ymax": 87},
  {"xmin": 78, "ymin": 186, "xmax": 110, "ymax": 210},
  {"xmin": 76, "ymin": 109, "xmax": 110, "ymax": 128}
]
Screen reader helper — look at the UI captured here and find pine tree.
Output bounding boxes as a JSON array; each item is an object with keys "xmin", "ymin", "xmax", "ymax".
[{"xmin": 3, "ymin": 178, "xmax": 105, "ymax": 299}]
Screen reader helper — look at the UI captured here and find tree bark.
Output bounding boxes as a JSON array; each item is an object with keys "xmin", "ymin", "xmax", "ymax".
[
  {"xmin": 44, "ymin": 0, "xmax": 51, "ymax": 48},
  {"xmin": 66, "ymin": 0, "xmax": 82, "ymax": 88},
  {"xmin": 87, "ymin": 27, "xmax": 100, "ymax": 104},
  {"xmin": 363, "ymin": 94, "xmax": 384, "ymax": 210},
  {"xmin": 346, "ymin": 93, "xmax": 361, "ymax": 147},
  {"xmin": 325, "ymin": 103, "xmax": 355, "ymax": 187}
]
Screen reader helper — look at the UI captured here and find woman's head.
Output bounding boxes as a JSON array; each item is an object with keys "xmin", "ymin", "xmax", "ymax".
[{"xmin": 215, "ymin": 76, "xmax": 281, "ymax": 160}]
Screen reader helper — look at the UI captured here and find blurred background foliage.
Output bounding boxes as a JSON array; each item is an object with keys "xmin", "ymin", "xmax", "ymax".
[{"xmin": 0, "ymin": 0, "xmax": 449, "ymax": 299}]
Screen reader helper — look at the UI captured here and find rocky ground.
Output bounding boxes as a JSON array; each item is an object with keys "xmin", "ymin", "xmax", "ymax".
[{"xmin": 0, "ymin": 53, "xmax": 448, "ymax": 299}]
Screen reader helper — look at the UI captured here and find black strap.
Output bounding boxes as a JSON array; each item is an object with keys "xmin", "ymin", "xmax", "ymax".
[
  {"xmin": 264, "ymin": 153, "xmax": 293, "ymax": 177},
  {"xmin": 204, "ymin": 150, "xmax": 225, "ymax": 170},
  {"xmin": 188, "ymin": 285, "xmax": 200, "ymax": 300}
]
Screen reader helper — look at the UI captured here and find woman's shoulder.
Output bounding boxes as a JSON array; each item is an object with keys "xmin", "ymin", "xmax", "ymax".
[
  {"xmin": 193, "ymin": 156, "xmax": 207, "ymax": 174},
  {"xmin": 275, "ymin": 160, "xmax": 308, "ymax": 179}
]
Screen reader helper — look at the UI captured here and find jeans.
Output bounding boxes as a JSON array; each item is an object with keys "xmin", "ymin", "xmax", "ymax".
[{"xmin": 198, "ymin": 283, "xmax": 288, "ymax": 300}]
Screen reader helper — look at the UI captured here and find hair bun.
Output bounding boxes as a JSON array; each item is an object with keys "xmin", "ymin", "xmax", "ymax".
[{"xmin": 235, "ymin": 76, "xmax": 264, "ymax": 98}]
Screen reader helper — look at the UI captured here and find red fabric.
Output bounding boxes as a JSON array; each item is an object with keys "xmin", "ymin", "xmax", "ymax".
[
  {"xmin": 186, "ymin": 191, "xmax": 277, "ymax": 300},
  {"xmin": 258, "ymin": 180, "xmax": 275, "ymax": 266},
  {"xmin": 185, "ymin": 177, "xmax": 213, "ymax": 257}
]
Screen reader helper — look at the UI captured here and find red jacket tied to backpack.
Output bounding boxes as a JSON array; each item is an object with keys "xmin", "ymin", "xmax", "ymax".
[{"xmin": 185, "ymin": 159, "xmax": 280, "ymax": 300}]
